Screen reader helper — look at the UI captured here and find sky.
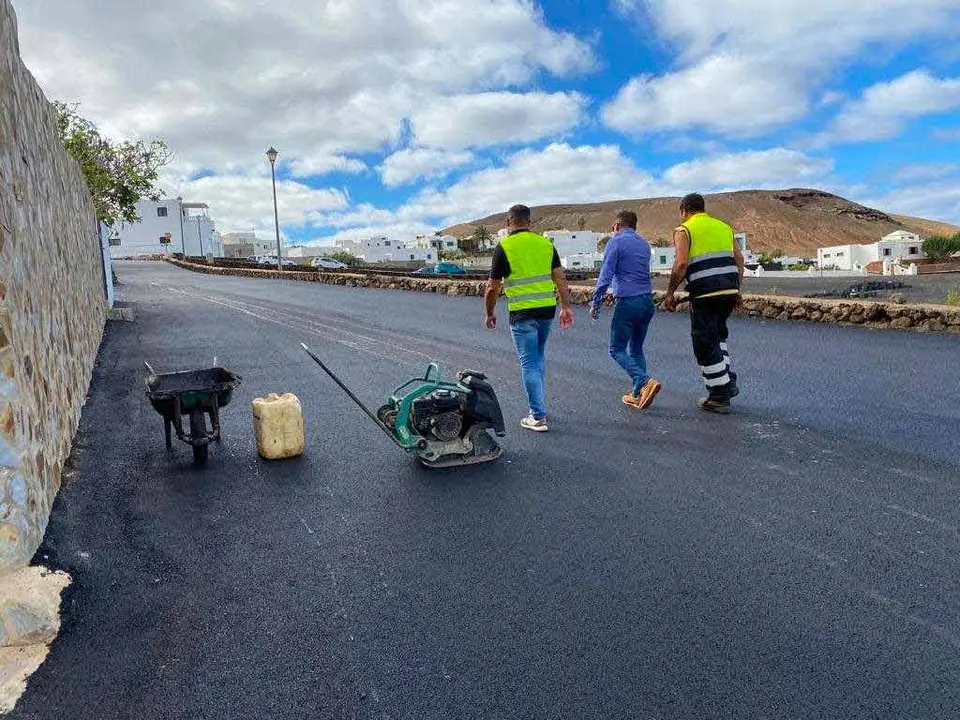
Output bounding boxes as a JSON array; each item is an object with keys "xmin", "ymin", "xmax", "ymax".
[{"xmin": 12, "ymin": 0, "xmax": 960, "ymax": 246}]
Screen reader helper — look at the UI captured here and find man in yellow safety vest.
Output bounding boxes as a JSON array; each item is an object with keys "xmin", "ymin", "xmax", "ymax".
[
  {"xmin": 662, "ymin": 193, "xmax": 745, "ymax": 414},
  {"xmin": 485, "ymin": 204, "xmax": 575, "ymax": 432}
]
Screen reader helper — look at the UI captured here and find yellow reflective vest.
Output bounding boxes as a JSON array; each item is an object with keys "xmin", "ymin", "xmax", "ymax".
[
  {"xmin": 682, "ymin": 213, "xmax": 740, "ymax": 297},
  {"xmin": 499, "ymin": 231, "xmax": 558, "ymax": 313}
]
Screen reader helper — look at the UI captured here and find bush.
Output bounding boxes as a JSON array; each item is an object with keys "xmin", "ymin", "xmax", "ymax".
[
  {"xmin": 922, "ymin": 234, "xmax": 960, "ymax": 262},
  {"xmin": 328, "ymin": 251, "xmax": 362, "ymax": 267},
  {"xmin": 889, "ymin": 292, "xmax": 906, "ymax": 304},
  {"xmin": 787, "ymin": 264, "xmax": 808, "ymax": 272},
  {"xmin": 947, "ymin": 291, "xmax": 960, "ymax": 306}
]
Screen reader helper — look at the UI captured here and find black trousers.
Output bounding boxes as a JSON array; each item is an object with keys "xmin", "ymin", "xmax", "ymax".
[{"xmin": 689, "ymin": 294, "xmax": 737, "ymax": 400}]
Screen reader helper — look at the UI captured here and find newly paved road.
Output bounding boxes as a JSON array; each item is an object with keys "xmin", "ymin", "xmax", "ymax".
[{"xmin": 13, "ymin": 262, "xmax": 960, "ymax": 719}]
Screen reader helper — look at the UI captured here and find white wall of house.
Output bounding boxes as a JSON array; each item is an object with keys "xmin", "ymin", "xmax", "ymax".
[
  {"xmin": 411, "ymin": 235, "xmax": 459, "ymax": 251},
  {"xmin": 650, "ymin": 246, "xmax": 676, "ymax": 273},
  {"xmin": 107, "ymin": 199, "xmax": 183, "ymax": 258},
  {"xmin": 337, "ymin": 236, "xmax": 435, "ymax": 263},
  {"xmin": 818, "ymin": 237, "xmax": 926, "ymax": 270},
  {"xmin": 223, "ymin": 231, "xmax": 274, "ymax": 257},
  {"xmin": 545, "ymin": 230, "xmax": 603, "ymax": 257},
  {"xmin": 284, "ymin": 245, "xmax": 328, "ymax": 259},
  {"xmin": 560, "ymin": 253, "xmax": 603, "ymax": 270},
  {"xmin": 107, "ymin": 199, "xmax": 220, "ymax": 258}
]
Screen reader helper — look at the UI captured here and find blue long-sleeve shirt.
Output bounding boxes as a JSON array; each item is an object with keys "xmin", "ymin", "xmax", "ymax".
[{"xmin": 592, "ymin": 229, "xmax": 652, "ymax": 308}]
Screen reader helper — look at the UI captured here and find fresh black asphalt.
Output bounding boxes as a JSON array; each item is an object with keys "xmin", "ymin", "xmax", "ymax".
[{"xmin": 12, "ymin": 262, "xmax": 960, "ymax": 719}]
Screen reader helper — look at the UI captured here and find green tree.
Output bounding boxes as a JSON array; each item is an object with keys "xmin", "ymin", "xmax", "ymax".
[
  {"xmin": 55, "ymin": 102, "xmax": 171, "ymax": 225},
  {"xmin": 328, "ymin": 250, "xmax": 362, "ymax": 267},
  {"xmin": 597, "ymin": 235, "xmax": 611, "ymax": 252},
  {"xmin": 922, "ymin": 234, "xmax": 960, "ymax": 262},
  {"xmin": 651, "ymin": 237, "xmax": 671, "ymax": 248},
  {"xmin": 465, "ymin": 225, "xmax": 492, "ymax": 252}
]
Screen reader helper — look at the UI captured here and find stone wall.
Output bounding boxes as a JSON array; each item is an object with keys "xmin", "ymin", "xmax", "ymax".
[
  {"xmin": 168, "ymin": 258, "xmax": 960, "ymax": 334},
  {"xmin": 0, "ymin": 0, "xmax": 106, "ymax": 571}
]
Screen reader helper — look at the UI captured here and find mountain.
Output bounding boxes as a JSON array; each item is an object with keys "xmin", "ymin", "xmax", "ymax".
[{"xmin": 442, "ymin": 189, "xmax": 959, "ymax": 256}]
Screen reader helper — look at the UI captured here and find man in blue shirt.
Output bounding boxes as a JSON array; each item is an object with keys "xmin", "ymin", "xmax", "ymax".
[{"xmin": 589, "ymin": 210, "xmax": 661, "ymax": 410}]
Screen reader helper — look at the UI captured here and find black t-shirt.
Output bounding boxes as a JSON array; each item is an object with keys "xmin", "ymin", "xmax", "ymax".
[{"xmin": 490, "ymin": 234, "xmax": 562, "ymax": 323}]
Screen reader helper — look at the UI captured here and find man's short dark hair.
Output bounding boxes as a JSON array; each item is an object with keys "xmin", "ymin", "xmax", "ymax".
[
  {"xmin": 508, "ymin": 204, "xmax": 531, "ymax": 224},
  {"xmin": 616, "ymin": 210, "xmax": 637, "ymax": 229},
  {"xmin": 680, "ymin": 193, "xmax": 706, "ymax": 214}
]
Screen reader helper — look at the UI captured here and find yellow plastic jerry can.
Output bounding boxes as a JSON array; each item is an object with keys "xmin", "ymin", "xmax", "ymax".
[{"xmin": 252, "ymin": 393, "xmax": 305, "ymax": 460}]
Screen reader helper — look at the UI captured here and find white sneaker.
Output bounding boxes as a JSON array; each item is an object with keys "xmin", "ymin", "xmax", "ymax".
[{"xmin": 520, "ymin": 414, "xmax": 548, "ymax": 432}]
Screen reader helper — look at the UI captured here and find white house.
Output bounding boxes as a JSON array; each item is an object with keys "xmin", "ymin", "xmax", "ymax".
[
  {"xmin": 284, "ymin": 245, "xmax": 328, "ymax": 259},
  {"xmin": 561, "ymin": 252, "xmax": 604, "ymax": 270},
  {"xmin": 107, "ymin": 199, "xmax": 221, "ymax": 258},
  {"xmin": 545, "ymin": 230, "xmax": 604, "ymax": 257},
  {"xmin": 411, "ymin": 235, "xmax": 459, "ymax": 252},
  {"xmin": 336, "ymin": 236, "xmax": 435, "ymax": 264},
  {"xmin": 650, "ymin": 245, "xmax": 676, "ymax": 274},
  {"xmin": 223, "ymin": 231, "xmax": 274, "ymax": 258},
  {"xmin": 817, "ymin": 230, "xmax": 925, "ymax": 271}
]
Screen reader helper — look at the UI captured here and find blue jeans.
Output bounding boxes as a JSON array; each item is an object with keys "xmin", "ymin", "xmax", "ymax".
[
  {"xmin": 609, "ymin": 295, "xmax": 655, "ymax": 394},
  {"xmin": 510, "ymin": 318, "xmax": 553, "ymax": 419}
]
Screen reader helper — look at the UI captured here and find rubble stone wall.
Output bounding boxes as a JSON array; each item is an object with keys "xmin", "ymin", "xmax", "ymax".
[
  {"xmin": 0, "ymin": 0, "xmax": 106, "ymax": 570},
  {"xmin": 168, "ymin": 258, "xmax": 960, "ymax": 333}
]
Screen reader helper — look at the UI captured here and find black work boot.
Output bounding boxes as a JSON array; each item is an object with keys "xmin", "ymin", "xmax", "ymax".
[{"xmin": 728, "ymin": 371, "xmax": 740, "ymax": 398}]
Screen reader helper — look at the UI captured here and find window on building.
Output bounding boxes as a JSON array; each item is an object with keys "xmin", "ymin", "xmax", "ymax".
[
  {"xmin": 883, "ymin": 248, "xmax": 891, "ymax": 257},
  {"xmin": 837, "ymin": 252, "xmax": 845, "ymax": 257},
  {"xmin": 909, "ymin": 246, "xmax": 918, "ymax": 254},
  {"xmin": 157, "ymin": 207, "xmax": 168, "ymax": 217},
  {"xmin": 659, "ymin": 255, "xmax": 667, "ymax": 264},
  {"xmin": 383, "ymin": 240, "xmax": 391, "ymax": 246},
  {"xmin": 108, "ymin": 238, "xmax": 121, "ymax": 246},
  {"xmin": 823, "ymin": 253, "xmax": 831, "ymax": 258},
  {"xmin": 409, "ymin": 254, "xmax": 415, "ymax": 260}
]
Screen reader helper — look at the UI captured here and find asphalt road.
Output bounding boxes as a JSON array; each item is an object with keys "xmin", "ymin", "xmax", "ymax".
[{"xmin": 13, "ymin": 262, "xmax": 960, "ymax": 719}]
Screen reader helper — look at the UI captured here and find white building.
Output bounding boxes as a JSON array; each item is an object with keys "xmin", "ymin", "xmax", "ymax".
[
  {"xmin": 411, "ymin": 235, "xmax": 459, "ymax": 252},
  {"xmin": 817, "ymin": 230, "xmax": 925, "ymax": 271},
  {"xmin": 336, "ymin": 236, "xmax": 435, "ymax": 264},
  {"xmin": 223, "ymin": 231, "xmax": 274, "ymax": 259},
  {"xmin": 545, "ymin": 230, "xmax": 604, "ymax": 257},
  {"xmin": 650, "ymin": 245, "xmax": 676, "ymax": 274},
  {"xmin": 106, "ymin": 198, "xmax": 221, "ymax": 258},
  {"xmin": 561, "ymin": 253, "xmax": 603, "ymax": 270},
  {"xmin": 284, "ymin": 245, "xmax": 328, "ymax": 259}
]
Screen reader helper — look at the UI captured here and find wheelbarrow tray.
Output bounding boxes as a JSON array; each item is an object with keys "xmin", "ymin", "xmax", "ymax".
[{"xmin": 145, "ymin": 368, "xmax": 241, "ymax": 417}]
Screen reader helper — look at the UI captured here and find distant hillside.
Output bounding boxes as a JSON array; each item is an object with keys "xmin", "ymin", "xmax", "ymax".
[{"xmin": 443, "ymin": 189, "xmax": 960, "ymax": 256}]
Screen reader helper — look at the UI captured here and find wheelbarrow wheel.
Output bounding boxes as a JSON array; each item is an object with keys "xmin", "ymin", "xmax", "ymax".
[{"xmin": 189, "ymin": 411, "xmax": 209, "ymax": 466}]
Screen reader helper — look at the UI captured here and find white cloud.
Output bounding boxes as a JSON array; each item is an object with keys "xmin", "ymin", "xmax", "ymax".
[
  {"xmin": 16, "ymin": 0, "xmax": 595, "ymax": 173},
  {"xmin": 820, "ymin": 70, "xmax": 960, "ymax": 144},
  {"xmin": 664, "ymin": 149, "xmax": 835, "ymax": 189},
  {"xmin": 891, "ymin": 163, "xmax": 960, "ymax": 182},
  {"xmin": 288, "ymin": 154, "xmax": 367, "ymax": 179},
  {"xmin": 604, "ymin": 0, "xmax": 960, "ymax": 136},
  {"xmin": 862, "ymin": 180, "xmax": 960, "ymax": 225},
  {"xmin": 411, "ymin": 92, "xmax": 586, "ymax": 149},
  {"xmin": 162, "ymin": 171, "xmax": 349, "ymax": 235},
  {"xmin": 379, "ymin": 148, "xmax": 476, "ymax": 187},
  {"xmin": 603, "ymin": 54, "xmax": 809, "ymax": 136},
  {"xmin": 402, "ymin": 143, "xmax": 660, "ymax": 225}
]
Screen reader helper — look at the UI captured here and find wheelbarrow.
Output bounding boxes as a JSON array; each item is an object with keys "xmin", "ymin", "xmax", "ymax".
[{"xmin": 144, "ymin": 359, "xmax": 243, "ymax": 465}]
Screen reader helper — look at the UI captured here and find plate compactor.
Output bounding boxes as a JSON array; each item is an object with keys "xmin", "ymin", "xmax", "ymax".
[{"xmin": 301, "ymin": 344, "xmax": 506, "ymax": 468}]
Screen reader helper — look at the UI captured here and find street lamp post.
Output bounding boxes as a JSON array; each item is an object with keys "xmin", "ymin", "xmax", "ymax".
[{"xmin": 266, "ymin": 147, "xmax": 282, "ymax": 271}]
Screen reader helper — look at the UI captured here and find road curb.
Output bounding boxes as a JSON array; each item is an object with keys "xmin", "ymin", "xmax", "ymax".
[{"xmin": 165, "ymin": 258, "xmax": 960, "ymax": 334}]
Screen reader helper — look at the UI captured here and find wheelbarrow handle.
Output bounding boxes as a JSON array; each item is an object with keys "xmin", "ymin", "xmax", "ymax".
[{"xmin": 144, "ymin": 361, "xmax": 157, "ymax": 375}]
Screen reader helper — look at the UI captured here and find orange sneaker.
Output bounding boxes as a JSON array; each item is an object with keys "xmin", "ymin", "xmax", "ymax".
[
  {"xmin": 634, "ymin": 378, "xmax": 662, "ymax": 410},
  {"xmin": 622, "ymin": 392, "xmax": 643, "ymax": 409}
]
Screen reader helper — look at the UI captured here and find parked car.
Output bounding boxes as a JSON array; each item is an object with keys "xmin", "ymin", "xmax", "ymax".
[
  {"xmin": 414, "ymin": 263, "xmax": 466, "ymax": 276},
  {"xmin": 258, "ymin": 255, "xmax": 299, "ymax": 268},
  {"xmin": 310, "ymin": 257, "xmax": 349, "ymax": 269}
]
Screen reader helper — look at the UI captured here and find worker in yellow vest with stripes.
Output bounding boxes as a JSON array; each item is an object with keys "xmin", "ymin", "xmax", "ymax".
[
  {"xmin": 485, "ymin": 204, "xmax": 575, "ymax": 432},
  {"xmin": 662, "ymin": 193, "xmax": 745, "ymax": 414}
]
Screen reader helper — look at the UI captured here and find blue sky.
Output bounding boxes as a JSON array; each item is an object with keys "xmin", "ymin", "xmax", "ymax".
[{"xmin": 14, "ymin": 0, "xmax": 960, "ymax": 245}]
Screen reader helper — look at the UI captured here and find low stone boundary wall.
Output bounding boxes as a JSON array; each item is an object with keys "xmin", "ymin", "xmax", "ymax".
[{"xmin": 167, "ymin": 258, "xmax": 960, "ymax": 334}]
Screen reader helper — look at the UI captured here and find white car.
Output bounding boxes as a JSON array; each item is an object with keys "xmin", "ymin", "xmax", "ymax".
[
  {"xmin": 310, "ymin": 257, "xmax": 349, "ymax": 269},
  {"xmin": 258, "ymin": 255, "xmax": 299, "ymax": 268}
]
